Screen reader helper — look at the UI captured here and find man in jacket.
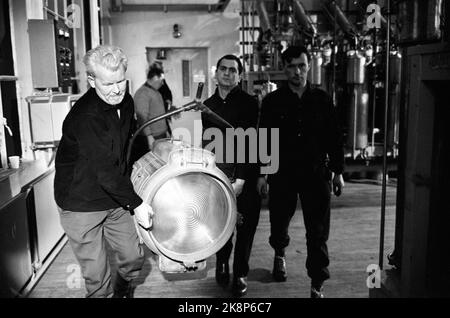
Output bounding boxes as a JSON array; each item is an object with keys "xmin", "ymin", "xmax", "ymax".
[
  {"xmin": 54, "ymin": 45, "xmax": 153, "ymax": 298},
  {"xmin": 258, "ymin": 45, "xmax": 345, "ymax": 298},
  {"xmin": 202, "ymin": 54, "xmax": 260, "ymax": 297}
]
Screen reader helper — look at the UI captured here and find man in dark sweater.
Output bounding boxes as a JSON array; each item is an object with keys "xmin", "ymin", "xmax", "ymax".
[
  {"xmin": 258, "ymin": 46, "xmax": 345, "ymax": 298},
  {"xmin": 202, "ymin": 54, "xmax": 260, "ymax": 297},
  {"xmin": 54, "ymin": 45, "xmax": 153, "ymax": 298}
]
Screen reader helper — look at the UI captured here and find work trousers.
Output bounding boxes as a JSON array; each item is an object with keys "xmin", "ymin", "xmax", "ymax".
[
  {"xmin": 268, "ymin": 167, "xmax": 331, "ymax": 283},
  {"xmin": 216, "ymin": 178, "xmax": 262, "ymax": 277},
  {"xmin": 59, "ymin": 207, "xmax": 144, "ymax": 298}
]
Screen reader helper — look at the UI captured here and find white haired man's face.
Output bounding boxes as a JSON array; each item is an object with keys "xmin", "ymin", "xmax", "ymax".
[{"xmin": 88, "ymin": 64, "xmax": 127, "ymax": 105}]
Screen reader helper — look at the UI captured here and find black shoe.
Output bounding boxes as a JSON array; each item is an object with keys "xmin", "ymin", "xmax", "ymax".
[
  {"xmin": 112, "ymin": 273, "xmax": 134, "ymax": 298},
  {"xmin": 310, "ymin": 282, "xmax": 324, "ymax": 298},
  {"xmin": 215, "ymin": 262, "xmax": 230, "ymax": 287},
  {"xmin": 272, "ymin": 256, "xmax": 287, "ymax": 282},
  {"xmin": 232, "ymin": 276, "xmax": 248, "ymax": 297}
]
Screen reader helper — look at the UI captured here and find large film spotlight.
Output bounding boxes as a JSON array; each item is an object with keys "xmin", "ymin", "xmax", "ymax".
[{"xmin": 127, "ymin": 83, "xmax": 237, "ymax": 273}]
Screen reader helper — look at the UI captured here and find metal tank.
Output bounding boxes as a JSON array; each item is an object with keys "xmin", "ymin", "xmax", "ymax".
[
  {"xmin": 397, "ymin": 0, "xmax": 443, "ymax": 43},
  {"xmin": 387, "ymin": 51, "xmax": 402, "ymax": 151},
  {"xmin": 130, "ymin": 139, "xmax": 237, "ymax": 273},
  {"xmin": 309, "ymin": 50, "xmax": 323, "ymax": 86},
  {"xmin": 346, "ymin": 50, "xmax": 368, "ymax": 154},
  {"xmin": 346, "ymin": 50, "xmax": 366, "ymax": 84},
  {"xmin": 346, "ymin": 85, "xmax": 369, "ymax": 152}
]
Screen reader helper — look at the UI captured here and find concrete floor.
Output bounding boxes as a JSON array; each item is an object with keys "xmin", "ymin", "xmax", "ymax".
[{"xmin": 28, "ymin": 179, "xmax": 397, "ymax": 298}]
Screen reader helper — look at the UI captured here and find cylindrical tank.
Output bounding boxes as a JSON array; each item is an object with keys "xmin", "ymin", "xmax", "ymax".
[
  {"xmin": 279, "ymin": 1, "xmax": 292, "ymax": 31},
  {"xmin": 346, "ymin": 86, "xmax": 369, "ymax": 151},
  {"xmin": 397, "ymin": 0, "xmax": 443, "ymax": 43},
  {"xmin": 309, "ymin": 50, "xmax": 323, "ymax": 86},
  {"xmin": 387, "ymin": 85, "xmax": 400, "ymax": 149},
  {"xmin": 346, "ymin": 50, "xmax": 366, "ymax": 84},
  {"xmin": 444, "ymin": 0, "xmax": 450, "ymax": 42},
  {"xmin": 397, "ymin": 0, "xmax": 422, "ymax": 42},
  {"xmin": 389, "ymin": 51, "xmax": 402, "ymax": 86},
  {"xmin": 130, "ymin": 139, "xmax": 237, "ymax": 270},
  {"xmin": 426, "ymin": 0, "xmax": 443, "ymax": 40}
]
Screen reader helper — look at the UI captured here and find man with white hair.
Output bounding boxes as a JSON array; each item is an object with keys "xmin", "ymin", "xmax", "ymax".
[{"xmin": 54, "ymin": 45, "xmax": 153, "ymax": 298}]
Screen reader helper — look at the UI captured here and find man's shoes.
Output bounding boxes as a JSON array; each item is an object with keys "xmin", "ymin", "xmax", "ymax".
[
  {"xmin": 112, "ymin": 273, "xmax": 134, "ymax": 298},
  {"xmin": 215, "ymin": 261, "xmax": 230, "ymax": 287},
  {"xmin": 310, "ymin": 282, "xmax": 324, "ymax": 298},
  {"xmin": 272, "ymin": 256, "xmax": 287, "ymax": 282},
  {"xmin": 232, "ymin": 276, "xmax": 248, "ymax": 297}
]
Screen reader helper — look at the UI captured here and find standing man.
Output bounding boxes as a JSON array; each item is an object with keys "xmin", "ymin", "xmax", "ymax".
[
  {"xmin": 154, "ymin": 60, "xmax": 180, "ymax": 131},
  {"xmin": 257, "ymin": 46, "xmax": 345, "ymax": 298},
  {"xmin": 54, "ymin": 45, "xmax": 153, "ymax": 298},
  {"xmin": 202, "ymin": 54, "xmax": 260, "ymax": 297},
  {"xmin": 133, "ymin": 63, "xmax": 170, "ymax": 159}
]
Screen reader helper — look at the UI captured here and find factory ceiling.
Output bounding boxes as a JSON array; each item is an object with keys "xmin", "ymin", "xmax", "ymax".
[{"xmin": 110, "ymin": 0, "xmax": 232, "ymax": 12}]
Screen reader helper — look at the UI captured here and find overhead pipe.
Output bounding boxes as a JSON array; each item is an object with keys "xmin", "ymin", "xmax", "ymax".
[
  {"xmin": 241, "ymin": 0, "xmax": 247, "ymax": 74},
  {"xmin": 110, "ymin": 0, "xmax": 231, "ymax": 12},
  {"xmin": 322, "ymin": 0, "xmax": 359, "ymax": 42},
  {"xmin": 292, "ymin": 0, "xmax": 318, "ymax": 38},
  {"xmin": 254, "ymin": 0, "xmax": 275, "ymax": 70},
  {"xmin": 255, "ymin": 0, "xmax": 273, "ymax": 34}
]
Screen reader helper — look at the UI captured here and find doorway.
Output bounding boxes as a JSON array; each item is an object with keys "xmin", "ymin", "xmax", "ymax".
[{"xmin": 146, "ymin": 47, "xmax": 209, "ymax": 147}]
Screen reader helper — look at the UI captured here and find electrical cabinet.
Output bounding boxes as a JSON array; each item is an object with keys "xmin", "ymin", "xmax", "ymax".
[{"xmin": 28, "ymin": 19, "xmax": 75, "ymax": 91}]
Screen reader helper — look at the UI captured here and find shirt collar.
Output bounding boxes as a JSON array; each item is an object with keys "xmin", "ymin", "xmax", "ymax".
[
  {"xmin": 144, "ymin": 81, "xmax": 159, "ymax": 92},
  {"xmin": 284, "ymin": 81, "xmax": 311, "ymax": 98},
  {"xmin": 214, "ymin": 85, "xmax": 241, "ymax": 101},
  {"xmin": 89, "ymin": 88, "xmax": 125, "ymax": 111}
]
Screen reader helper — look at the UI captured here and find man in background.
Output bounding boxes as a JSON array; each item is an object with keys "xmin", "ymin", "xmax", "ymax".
[
  {"xmin": 258, "ymin": 45, "xmax": 345, "ymax": 298},
  {"xmin": 202, "ymin": 54, "xmax": 261, "ymax": 297},
  {"xmin": 132, "ymin": 62, "xmax": 170, "ymax": 161}
]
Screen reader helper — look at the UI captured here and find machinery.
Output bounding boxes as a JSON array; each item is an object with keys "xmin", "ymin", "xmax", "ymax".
[
  {"xmin": 239, "ymin": 0, "xmax": 428, "ymax": 173},
  {"xmin": 131, "ymin": 139, "xmax": 237, "ymax": 273},
  {"xmin": 127, "ymin": 83, "xmax": 237, "ymax": 273}
]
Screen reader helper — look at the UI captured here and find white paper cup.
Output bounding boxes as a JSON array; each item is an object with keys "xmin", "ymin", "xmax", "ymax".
[{"xmin": 9, "ymin": 156, "xmax": 20, "ymax": 169}]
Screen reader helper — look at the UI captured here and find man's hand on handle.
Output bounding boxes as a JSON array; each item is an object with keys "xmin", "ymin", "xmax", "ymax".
[
  {"xmin": 232, "ymin": 178, "xmax": 245, "ymax": 197},
  {"xmin": 134, "ymin": 202, "xmax": 154, "ymax": 230}
]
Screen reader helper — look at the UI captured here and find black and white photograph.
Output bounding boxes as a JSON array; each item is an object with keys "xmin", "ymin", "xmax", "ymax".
[{"xmin": 0, "ymin": 0, "xmax": 449, "ymax": 306}]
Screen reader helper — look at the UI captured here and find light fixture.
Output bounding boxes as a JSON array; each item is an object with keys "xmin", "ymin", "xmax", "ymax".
[{"xmin": 173, "ymin": 24, "xmax": 182, "ymax": 39}]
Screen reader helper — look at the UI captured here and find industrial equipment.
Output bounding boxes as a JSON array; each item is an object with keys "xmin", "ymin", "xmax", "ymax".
[
  {"xmin": 238, "ymin": 0, "xmax": 437, "ymax": 172},
  {"xmin": 131, "ymin": 140, "xmax": 237, "ymax": 273},
  {"xmin": 28, "ymin": 19, "xmax": 76, "ymax": 93},
  {"xmin": 127, "ymin": 83, "xmax": 237, "ymax": 274}
]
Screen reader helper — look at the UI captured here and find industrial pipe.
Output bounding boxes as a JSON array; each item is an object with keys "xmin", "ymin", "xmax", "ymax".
[
  {"xmin": 255, "ymin": 0, "xmax": 273, "ymax": 33},
  {"xmin": 323, "ymin": 0, "xmax": 359, "ymax": 40},
  {"xmin": 379, "ymin": 0, "xmax": 391, "ymax": 271},
  {"xmin": 292, "ymin": 0, "xmax": 317, "ymax": 37}
]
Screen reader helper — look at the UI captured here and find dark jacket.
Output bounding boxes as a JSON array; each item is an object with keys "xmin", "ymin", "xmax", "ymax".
[
  {"xmin": 54, "ymin": 88, "xmax": 142, "ymax": 212},
  {"xmin": 259, "ymin": 82, "xmax": 344, "ymax": 177},
  {"xmin": 202, "ymin": 86, "xmax": 259, "ymax": 181}
]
